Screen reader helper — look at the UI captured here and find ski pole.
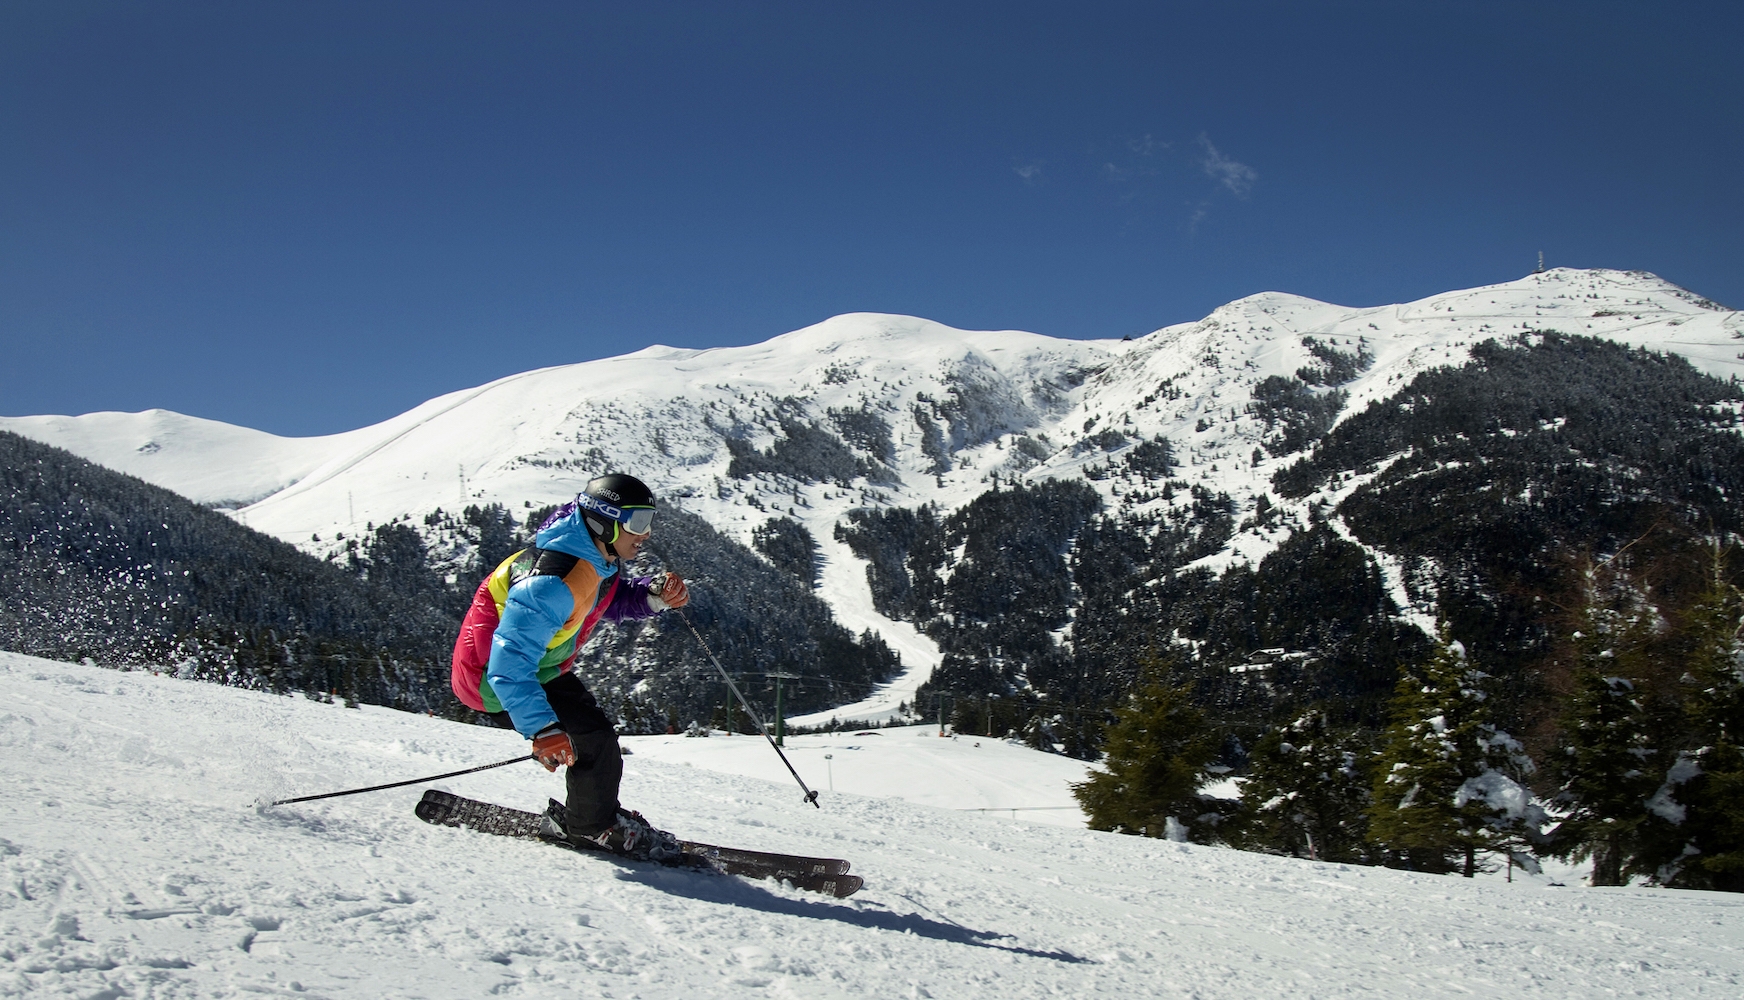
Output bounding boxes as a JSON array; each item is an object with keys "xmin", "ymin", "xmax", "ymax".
[
  {"xmin": 267, "ymin": 754, "xmax": 535, "ymax": 806},
  {"xmin": 673, "ymin": 607, "xmax": 821, "ymax": 808}
]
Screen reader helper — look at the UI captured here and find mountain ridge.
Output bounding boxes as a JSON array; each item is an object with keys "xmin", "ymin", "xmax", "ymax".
[
  {"xmin": 7, "ymin": 268, "xmax": 1741, "ymax": 724},
  {"xmin": 10, "ymin": 270, "xmax": 1736, "ymax": 541}
]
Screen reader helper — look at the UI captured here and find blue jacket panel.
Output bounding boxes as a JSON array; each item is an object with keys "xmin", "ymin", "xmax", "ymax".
[
  {"xmin": 486, "ymin": 507, "xmax": 627, "ymax": 735},
  {"xmin": 486, "ymin": 574, "xmax": 576, "ymax": 735}
]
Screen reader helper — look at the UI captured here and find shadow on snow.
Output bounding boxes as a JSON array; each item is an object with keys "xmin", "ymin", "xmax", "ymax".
[{"xmin": 612, "ymin": 866, "xmax": 1091, "ymax": 964}]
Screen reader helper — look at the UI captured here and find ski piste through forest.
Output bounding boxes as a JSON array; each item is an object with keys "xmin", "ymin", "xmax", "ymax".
[{"xmin": 3, "ymin": 268, "xmax": 1744, "ymax": 995}]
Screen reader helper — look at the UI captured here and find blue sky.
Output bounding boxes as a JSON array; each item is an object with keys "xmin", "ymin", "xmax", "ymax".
[{"xmin": 4, "ymin": 2, "xmax": 1740, "ymax": 436}]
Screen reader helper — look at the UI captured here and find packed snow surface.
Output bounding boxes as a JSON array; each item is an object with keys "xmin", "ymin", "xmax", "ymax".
[
  {"xmin": 626, "ymin": 727, "xmax": 1093, "ymax": 828},
  {"xmin": 5, "ymin": 652, "xmax": 1742, "ymax": 999}
]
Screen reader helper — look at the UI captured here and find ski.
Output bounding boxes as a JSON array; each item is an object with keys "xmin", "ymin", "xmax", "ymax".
[
  {"xmin": 682, "ymin": 842, "xmax": 850, "ymax": 879},
  {"xmin": 415, "ymin": 789, "xmax": 862, "ymax": 897}
]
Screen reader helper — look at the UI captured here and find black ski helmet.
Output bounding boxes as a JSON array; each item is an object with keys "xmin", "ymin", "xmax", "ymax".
[{"xmin": 577, "ymin": 473, "xmax": 656, "ymax": 544}]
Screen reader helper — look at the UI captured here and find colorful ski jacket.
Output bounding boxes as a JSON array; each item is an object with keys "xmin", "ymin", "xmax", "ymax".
[{"xmin": 449, "ymin": 504, "xmax": 661, "ymax": 735}]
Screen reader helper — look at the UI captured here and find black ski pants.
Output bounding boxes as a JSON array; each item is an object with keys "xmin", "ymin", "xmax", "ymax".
[{"xmin": 489, "ymin": 671, "xmax": 622, "ymax": 836}]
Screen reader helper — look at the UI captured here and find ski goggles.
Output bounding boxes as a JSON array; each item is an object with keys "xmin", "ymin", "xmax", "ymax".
[{"xmin": 577, "ymin": 492, "xmax": 655, "ymax": 535}]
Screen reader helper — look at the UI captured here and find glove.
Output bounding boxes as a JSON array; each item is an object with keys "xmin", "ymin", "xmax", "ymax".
[
  {"xmin": 647, "ymin": 572, "xmax": 690, "ymax": 611},
  {"xmin": 531, "ymin": 723, "xmax": 576, "ymax": 771}
]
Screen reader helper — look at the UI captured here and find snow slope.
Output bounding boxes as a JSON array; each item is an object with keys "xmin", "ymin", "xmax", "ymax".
[
  {"xmin": 627, "ymin": 726, "xmax": 1093, "ymax": 827},
  {"xmin": 0, "ymin": 409, "xmax": 358, "ymax": 509},
  {"xmin": 5, "ymin": 650, "xmax": 1743, "ymax": 999}
]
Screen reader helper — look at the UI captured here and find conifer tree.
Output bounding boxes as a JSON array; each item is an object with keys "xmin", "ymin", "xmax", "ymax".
[
  {"xmin": 1239, "ymin": 708, "xmax": 1373, "ymax": 863},
  {"xmin": 1675, "ymin": 543, "xmax": 1744, "ymax": 890},
  {"xmin": 1546, "ymin": 578, "xmax": 1672, "ymax": 886},
  {"xmin": 1369, "ymin": 633, "xmax": 1543, "ymax": 876},
  {"xmin": 1548, "ymin": 558, "xmax": 1709, "ymax": 886},
  {"xmin": 1073, "ymin": 681, "xmax": 1219, "ymax": 841}
]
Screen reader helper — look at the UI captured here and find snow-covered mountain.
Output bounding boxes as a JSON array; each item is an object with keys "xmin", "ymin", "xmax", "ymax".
[
  {"xmin": 10, "ymin": 268, "xmax": 1736, "ymax": 544},
  {"xmin": 0, "ymin": 408, "xmax": 366, "ymax": 510},
  {"xmin": 6, "ymin": 649, "xmax": 1736, "ymax": 999},
  {"xmin": 7, "ymin": 268, "xmax": 1741, "ymax": 718}
]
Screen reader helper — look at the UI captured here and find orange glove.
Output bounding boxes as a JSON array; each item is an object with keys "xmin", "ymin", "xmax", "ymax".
[
  {"xmin": 531, "ymin": 724, "xmax": 576, "ymax": 771},
  {"xmin": 649, "ymin": 572, "xmax": 689, "ymax": 610}
]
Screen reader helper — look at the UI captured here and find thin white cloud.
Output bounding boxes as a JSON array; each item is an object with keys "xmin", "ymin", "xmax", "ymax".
[
  {"xmin": 1102, "ymin": 158, "xmax": 1158, "ymax": 184},
  {"xmin": 1184, "ymin": 200, "xmax": 1211, "ymax": 236},
  {"xmin": 1013, "ymin": 161, "xmax": 1044, "ymax": 185},
  {"xmin": 1196, "ymin": 134, "xmax": 1257, "ymax": 197},
  {"xmin": 1127, "ymin": 134, "xmax": 1170, "ymax": 157}
]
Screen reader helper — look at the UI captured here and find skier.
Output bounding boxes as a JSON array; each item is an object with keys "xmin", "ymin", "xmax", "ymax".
[{"xmin": 450, "ymin": 473, "xmax": 690, "ymax": 860}]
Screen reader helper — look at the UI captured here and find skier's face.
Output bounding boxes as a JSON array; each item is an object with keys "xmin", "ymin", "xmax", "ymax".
[{"xmin": 610, "ymin": 527, "xmax": 651, "ymax": 562}]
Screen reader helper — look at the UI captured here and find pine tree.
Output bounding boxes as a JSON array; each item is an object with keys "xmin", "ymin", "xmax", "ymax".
[
  {"xmin": 1546, "ymin": 579, "xmax": 1672, "ymax": 886},
  {"xmin": 1368, "ymin": 633, "xmax": 1543, "ymax": 876},
  {"xmin": 1548, "ymin": 558, "xmax": 1709, "ymax": 886},
  {"xmin": 1073, "ymin": 681, "xmax": 1219, "ymax": 841},
  {"xmin": 1676, "ymin": 542, "xmax": 1744, "ymax": 890},
  {"xmin": 1239, "ymin": 709, "xmax": 1373, "ymax": 863}
]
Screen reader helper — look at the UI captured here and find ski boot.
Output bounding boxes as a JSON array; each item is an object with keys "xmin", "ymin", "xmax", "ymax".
[{"xmin": 541, "ymin": 800, "xmax": 682, "ymax": 862}]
